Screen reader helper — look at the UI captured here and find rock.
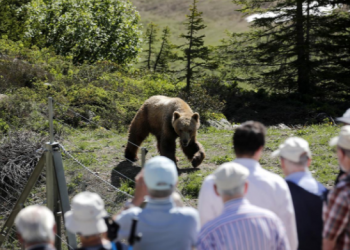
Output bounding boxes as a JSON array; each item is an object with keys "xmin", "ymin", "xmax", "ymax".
[
  {"xmin": 277, "ymin": 123, "xmax": 291, "ymax": 130},
  {"xmin": 43, "ymin": 83, "xmax": 52, "ymax": 87},
  {"xmin": 207, "ymin": 119, "xmax": 236, "ymax": 130}
]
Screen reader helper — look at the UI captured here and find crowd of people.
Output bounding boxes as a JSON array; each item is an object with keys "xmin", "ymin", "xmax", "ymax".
[{"xmin": 13, "ymin": 109, "xmax": 350, "ymax": 250}]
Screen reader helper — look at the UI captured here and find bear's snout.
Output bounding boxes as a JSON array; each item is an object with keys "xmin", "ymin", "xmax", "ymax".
[{"xmin": 181, "ymin": 139, "xmax": 189, "ymax": 147}]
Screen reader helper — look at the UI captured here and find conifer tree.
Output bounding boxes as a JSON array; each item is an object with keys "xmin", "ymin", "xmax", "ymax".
[
  {"xmin": 178, "ymin": 0, "xmax": 216, "ymax": 93},
  {"xmin": 154, "ymin": 27, "xmax": 174, "ymax": 72},
  {"xmin": 144, "ymin": 22, "xmax": 158, "ymax": 70}
]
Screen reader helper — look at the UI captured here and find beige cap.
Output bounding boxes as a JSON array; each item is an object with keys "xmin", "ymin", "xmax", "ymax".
[
  {"xmin": 271, "ymin": 137, "xmax": 312, "ymax": 163},
  {"xmin": 336, "ymin": 109, "xmax": 350, "ymax": 124},
  {"xmin": 213, "ymin": 162, "xmax": 249, "ymax": 191},
  {"xmin": 330, "ymin": 125, "xmax": 350, "ymax": 150}
]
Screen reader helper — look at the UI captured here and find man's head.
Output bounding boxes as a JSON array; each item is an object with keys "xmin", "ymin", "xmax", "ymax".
[
  {"xmin": 213, "ymin": 162, "xmax": 249, "ymax": 202},
  {"xmin": 64, "ymin": 191, "xmax": 108, "ymax": 245},
  {"xmin": 233, "ymin": 121, "xmax": 266, "ymax": 159},
  {"xmin": 336, "ymin": 108, "xmax": 350, "ymax": 125},
  {"xmin": 330, "ymin": 126, "xmax": 350, "ymax": 173},
  {"xmin": 15, "ymin": 205, "xmax": 56, "ymax": 247},
  {"xmin": 144, "ymin": 156, "xmax": 178, "ymax": 198},
  {"xmin": 272, "ymin": 137, "xmax": 312, "ymax": 176}
]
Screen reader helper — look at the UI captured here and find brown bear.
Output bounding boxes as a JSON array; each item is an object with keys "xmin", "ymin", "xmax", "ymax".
[{"xmin": 125, "ymin": 95, "xmax": 205, "ymax": 168}]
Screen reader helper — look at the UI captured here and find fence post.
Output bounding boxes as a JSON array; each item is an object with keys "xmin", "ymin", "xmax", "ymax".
[{"xmin": 141, "ymin": 148, "xmax": 148, "ymax": 168}]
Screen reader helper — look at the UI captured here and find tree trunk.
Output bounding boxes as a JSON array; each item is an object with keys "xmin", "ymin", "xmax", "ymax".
[{"xmin": 296, "ymin": 0, "xmax": 309, "ymax": 94}]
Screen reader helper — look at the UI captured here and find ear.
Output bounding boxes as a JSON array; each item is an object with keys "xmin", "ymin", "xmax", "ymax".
[
  {"xmin": 192, "ymin": 112, "xmax": 199, "ymax": 122},
  {"xmin": 173, "ymin": 111, "xmax": 181, "ymax": 121}
]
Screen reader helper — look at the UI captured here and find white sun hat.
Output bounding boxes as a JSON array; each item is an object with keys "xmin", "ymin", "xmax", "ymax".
[
  {"xmin": 336, "ymin": 109, "xmax": 350, "ymax": 124},
  {"xmin": 144, "ymin": 156, "xmax": 178, "ymax": 191},
  {"xmin": 213, "ymin": 162, "xmax": 249, "ymax": 191},
  {"xmin": 330, "ymin": 125, "xmax": 350, "ymax": 150},
  {"xmin": 64, "ymin": 191, "xmax": 108, "ymax": 236},
  {"xmin": 271, "ymin": 137, "xmax": 312, "ymax": 163}
]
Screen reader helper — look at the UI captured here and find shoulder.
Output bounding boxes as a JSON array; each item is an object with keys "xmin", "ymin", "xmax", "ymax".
[
  {"xmin": 172, "ymin": 207, "xmax": 199, "ymax": 219},
  {"xmin": 329, "ymin": 181, "xmax": 350, "ymax": 201},
  {"xmin": 255, "ymin": 168, "xmax": 289, "ymax": 190},
  {"xmin": 116, "ymin": 207, "xmax": 142, "ymax": 221}
]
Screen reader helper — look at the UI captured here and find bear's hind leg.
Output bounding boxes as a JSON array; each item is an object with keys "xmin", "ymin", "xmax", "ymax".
[
  {"xmin": 125, "ymin": 112, "xmax": 150, "ymax": 162},
  {"xmin": 181, "ymin": 140, "xmax": 205, "ymax": 168}
]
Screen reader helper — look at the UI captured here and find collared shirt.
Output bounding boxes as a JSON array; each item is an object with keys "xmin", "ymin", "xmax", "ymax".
[
  {"xmin": 323, "ymin": 178, "xmax": 350, "ymax": 250},
  {"xmin": 285, "ymin": 170, "xmax": 326, "ymax": 196},
  {"xmin": 27, "ymin": 244, "xmax": 55, "ymax": 250},
  {"xmin": 116, "ymin": 196, "xmax": 200, "ymax": 250},
  {"xmin": 197, "ymin": 198, "xmax": 290, "ymax": 250},
  {"xmin": 197, "ymin": 158, "xmax": 298, "ymax": 250}
]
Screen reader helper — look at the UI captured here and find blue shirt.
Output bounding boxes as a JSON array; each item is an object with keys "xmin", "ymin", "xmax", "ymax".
[
  {"xmin": 197, "ymin": 198, "xmax": 290, "ymax": 250},
  {"xmin": 116, "ymin": 196, "xmax": 200, "ymax": 250},
  {"xmin": 285, "ymin": 170, "xmax": 326, "ymax": 196}
]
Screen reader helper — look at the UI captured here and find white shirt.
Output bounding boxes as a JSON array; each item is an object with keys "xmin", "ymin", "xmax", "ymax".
[
  {"xmin": 197, "ymin": 158, "xmax": 298, "ymax": 250},
  {"xmin": 285, "ymin": 170, "xmax": 327, "ymax": 196}
]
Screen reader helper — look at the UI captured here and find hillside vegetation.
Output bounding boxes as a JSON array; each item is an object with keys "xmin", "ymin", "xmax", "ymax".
[{"xmin": 132, "ymin": 0, "xmax": 249, "ymax": 45}]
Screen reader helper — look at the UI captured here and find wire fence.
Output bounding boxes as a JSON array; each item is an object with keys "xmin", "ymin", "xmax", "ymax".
[{"xmin": 0, "ymin": 97, "xmax": 195, "ymax": 249}]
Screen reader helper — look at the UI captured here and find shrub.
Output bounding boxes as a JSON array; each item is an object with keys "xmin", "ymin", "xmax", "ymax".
[{"xmin": 24, "ymin": 0, "xmax": 142, "ymax": 65}]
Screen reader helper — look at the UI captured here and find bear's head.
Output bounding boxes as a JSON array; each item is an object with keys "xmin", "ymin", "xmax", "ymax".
[{"xmin": 172, "ymin": 111, "xmax": 200, "ymax": 147}]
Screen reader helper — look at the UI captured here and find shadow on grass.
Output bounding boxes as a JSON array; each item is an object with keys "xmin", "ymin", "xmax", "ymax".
[
  {"xmin": 178, "ymin": 168, "xmax": 200, "ymax": 175},
  {"xmin": 111, "ymin": 160, "xmax": 141, "ymax": 188}
]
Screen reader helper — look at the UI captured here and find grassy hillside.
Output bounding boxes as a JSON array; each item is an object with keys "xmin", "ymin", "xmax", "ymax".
[{"xmin": 131, "ymin": 0, "xmax": 249, "ymax": 46}]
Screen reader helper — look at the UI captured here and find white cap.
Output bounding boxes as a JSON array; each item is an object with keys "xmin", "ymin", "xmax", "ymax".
[
  {"xmin": 330, "ymin": 125, "xmax": 350, "ymax": 150},
  {"xmin": 336, "ymin": 109, "xmax": 350, "ymax": 124},
  {"xmin": 272, "ymin": 137, "xmax": 312, "ymax": 163},
  {"xmin": 15, "ymin": 205, "xmax": 55, "ymax": 244},
  {"xmin": 213, "ymin": 162, "xmax": 249, "ymax": 191},
  {"xmin": 64, "ymin": 191, "xmax": 108, "ymax": 236},
  {"xmin": 144, "ymin": 156, "xmax": 178, "ymax": 191}
]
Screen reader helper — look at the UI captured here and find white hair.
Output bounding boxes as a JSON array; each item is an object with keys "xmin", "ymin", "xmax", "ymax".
[
  {"xmin": 282, "ymin": 155, "xmax": 309, "ymax": 170},
  {"xmin": 217, "ymin": 182, "xmax": 245, "ymax": 197},
  {"xmin": 15, "ymin": 205, "xmax": 55, "ymax": 244}
]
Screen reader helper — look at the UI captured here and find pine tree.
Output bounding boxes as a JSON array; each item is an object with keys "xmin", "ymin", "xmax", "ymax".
[
  {"xmin": 154, "ymin": 26, "xmax": 173, "ymax": 73},
  {"xmin": 143, "ymin": 22, "xmax": 158, "ymax": 70},
  {"xmin": 228, "ymin": 0, "xmax": 350, "ymax": 95},
  {"xmin": 178, "ymin": 0, "xmax": 216, "ymax": 93}
]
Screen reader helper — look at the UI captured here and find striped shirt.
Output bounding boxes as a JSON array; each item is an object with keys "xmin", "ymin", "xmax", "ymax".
[{"xmin": 197, "ymin": 198, "xmax": 290, "ymax": 250}]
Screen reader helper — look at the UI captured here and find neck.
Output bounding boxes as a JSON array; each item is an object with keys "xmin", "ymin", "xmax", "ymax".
[
  {"xmin": 80, "ymin": 235, "xmax": 103, "ymax": 247},
  {"xmin": 222, "ymin": 195, "xmax": 244, "ymax": 203},
  {"xmin": 236, "ymin": 155, "xmax": 259, "ymax": 161},
  {"xmin": 285, "ymin": 166, "xmax": 307, "ymax": 176}
]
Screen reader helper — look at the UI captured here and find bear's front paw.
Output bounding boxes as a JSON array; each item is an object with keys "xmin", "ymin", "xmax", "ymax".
[{"xmin": 191, "ymin": 157, "xmax": 202, "ymax": 168}]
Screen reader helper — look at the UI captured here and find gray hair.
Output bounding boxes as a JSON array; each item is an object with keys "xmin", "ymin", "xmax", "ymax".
[
  {"xmin": 217, "ymin": 182, "xmax": 245, "ymax": 197},
  {"xmin": 282, "ymin": 154, "xmax": 309, "ymax": 168},
  {"xmin": 15, "ymin": 205, "xmax": 55, "ymax": 244},
  {"xmin": 148, "ymin": 188, "xmax": 174, "ymax": 198}
]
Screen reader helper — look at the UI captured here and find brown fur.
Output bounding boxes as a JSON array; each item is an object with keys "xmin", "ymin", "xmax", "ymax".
[{"xmin": 125, "ymin": 95, "xmax": 206, "ymax": 168}]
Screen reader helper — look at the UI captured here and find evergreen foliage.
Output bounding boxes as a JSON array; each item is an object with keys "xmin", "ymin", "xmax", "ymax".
[
  {"xmin": 177, "ymin": 0, "xmax": 217, "ymax": 93},
  {"xmin": 143, "ymin": 23, "xmax": 158, "ymax": 70},
  {"xmin": 24, "ymin": 0, "xmax": 142, "ymax": 65},
  {"xmin": 226, "ymin": 0, "xmax": 350, "ymax": 96},
  {"xmin": 154, "ymin": 27, "xmax": 174, "ymax": 73}
]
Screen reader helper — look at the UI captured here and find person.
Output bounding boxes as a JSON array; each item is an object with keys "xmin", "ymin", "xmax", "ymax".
[
  {"xmin": 115, "ymin": 156, "xmax": 200, "ymax": 250},
  {"xmin": 65, "ymin": 191, "xmax": 123, "ymax": 250},
  {"xmin": 197, "ymin": 162, "xmax": 290, "ymax": 250},
  {"xmin": 335, "ymin": 108, "xmax": 350, "ymax": 185},
  {"xmin": 14, "ymin": 205, "xmax": 56, "ymax": 250},
  {"xmin": 272, "ymin": 137, "xmax": 327, "ymax": 250},
  {"xmin": 323, "ymin": 126, "xmax": 350, "ymax": 250},
  {"xmin": 197, "ymin": 121, "xmax": 298, "ymax": 250}
]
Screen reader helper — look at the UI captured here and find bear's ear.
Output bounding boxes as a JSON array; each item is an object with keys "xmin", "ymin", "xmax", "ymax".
[
  {"xmin": 173, "ymin": 111, "xmax": 181, "ymax": 121},
  {"xmin": 192, "ymin": 112, "xmax": 200, "ymax": 122}
]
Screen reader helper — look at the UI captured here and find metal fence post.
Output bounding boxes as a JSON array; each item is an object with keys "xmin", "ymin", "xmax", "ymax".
[{"xmin": 141, "ymin": 148, "xmax": 148, "ymax": 168}]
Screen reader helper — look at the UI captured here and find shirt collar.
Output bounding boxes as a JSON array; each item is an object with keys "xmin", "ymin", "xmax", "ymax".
[
  {"xmin": 224, "ymin": 197, "xmax": 249, "ymax": 210},
  {"xmin": 234, "ymin": 158, "xmax": 261, "ymax": 172},
  {"xmin": 26, "ymin": 243, "xmax": 52, "ymax": 250},
  {"xmin": 144, "ymin": 196, "xmax": 175, "ymax": 210},
  {"xmin": 285, "ymin": 170, "xmax": 311, "ymax": 182}
]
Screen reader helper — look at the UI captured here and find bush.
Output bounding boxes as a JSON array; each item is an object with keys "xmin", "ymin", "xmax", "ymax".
[{"xmin": 24, "ymin": 0, "xmax": 142, "ymax": 64}]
